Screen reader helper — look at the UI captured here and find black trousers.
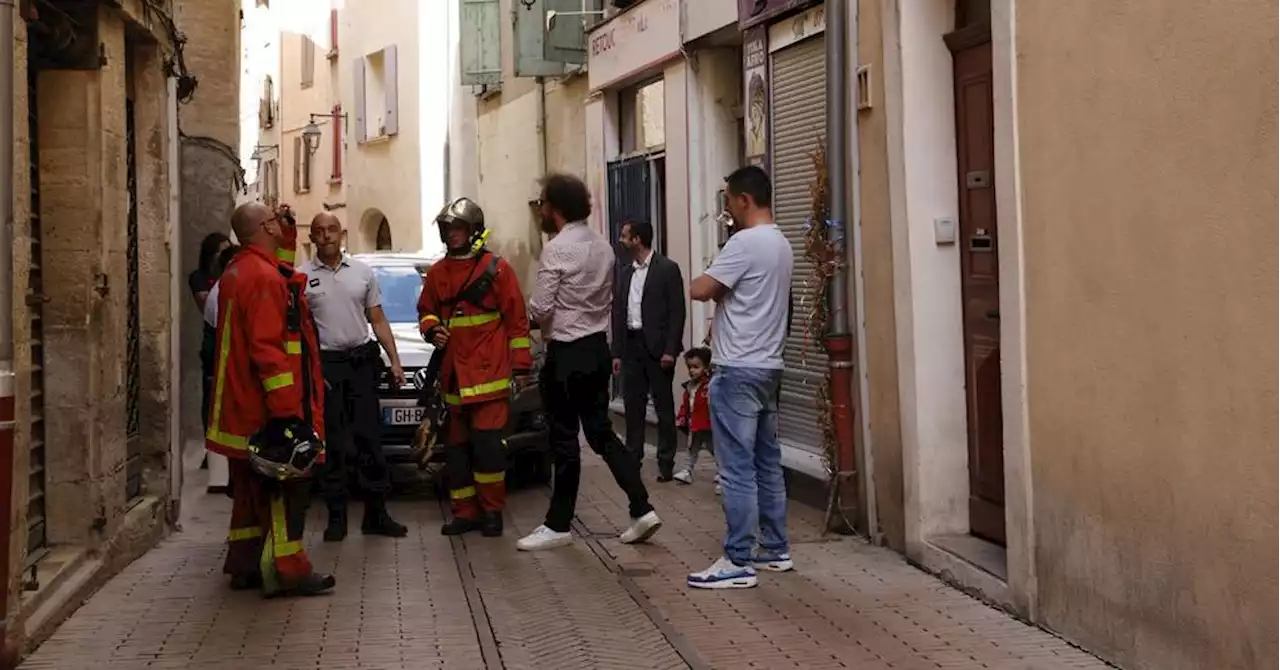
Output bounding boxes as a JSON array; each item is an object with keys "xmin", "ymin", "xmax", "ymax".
[
  {"xmin": 621, "ymin": 330, "xmax": 678, "ymax": 476},
  {"xmin": 318, "ymin": 342, "xmax": 391, "ymax": 507},
  {"xmin": 542, "ymin": 332, "xmax": 653, "ymax": 533}
]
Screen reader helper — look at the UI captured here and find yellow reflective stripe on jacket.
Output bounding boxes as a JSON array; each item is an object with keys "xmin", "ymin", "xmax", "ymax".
[
  {"xmin": 509, "ymin": 337, "xmax": 530, "ymax": 349},
  {"xmin": 263, "ymin": 372, "xmax": 294, "ymax": 392},
  {"xmin": 442, "ymin": 393, "xmax": 462, "ymax": 406},
  {"xmin": 206, "ymin": 298, "xmax": 250, "ymax": 451},
  {"xmin": 420, "ymin": 314, "xmax": 440, "ymax": 326},
  {"xmin": 285, "ymin": 339, "xmax": 302, "ymax": 355},
  {"xmin": 450, "ymin": 485, "xmax": 476, "ymax": 500},
  {"xmin": 228, "ymin": 526, "xmax": 263, "ymax": 542},
  {"xmin": 474, "ymin": 471, "xmax": 504, "ymax": 484},
  {"xmin": 447, "ymin": 312, "xmax": 500, "ymax": 328},
  {"xmin": 276, "ymin": 248, "xmax": 296, "ymax": 264}
]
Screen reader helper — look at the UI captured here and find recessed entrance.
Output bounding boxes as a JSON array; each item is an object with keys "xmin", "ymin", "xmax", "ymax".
[{"xmin": 945, "ymin": 4, "xmax": 1004, "ymax": 546}]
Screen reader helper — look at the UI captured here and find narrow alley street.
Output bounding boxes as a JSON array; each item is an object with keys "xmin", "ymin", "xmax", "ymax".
[{"xmin": 19, "ymin": 455, "xmax": 1107, "ymax": 670}]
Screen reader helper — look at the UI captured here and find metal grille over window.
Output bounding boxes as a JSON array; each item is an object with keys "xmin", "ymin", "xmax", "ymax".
[
  {"xmin": 770, "ymin": 34, "xmax": 828, "ymax": 455},
  {"xmin": 125, "ymin": 97, "xmax": 142, "ymax": 500},
  {"xmin": 26, "ymin": 63, "xmax": 48, "ymax": 564},
  {"xmin": 607, "ymin": 155, "xmax": 651, "ymax": 400}
]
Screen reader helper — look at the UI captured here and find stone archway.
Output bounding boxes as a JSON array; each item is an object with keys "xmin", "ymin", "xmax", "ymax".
[{"xmin": 359, "ymin": 208, "xmax": 392, "ymax": 251}]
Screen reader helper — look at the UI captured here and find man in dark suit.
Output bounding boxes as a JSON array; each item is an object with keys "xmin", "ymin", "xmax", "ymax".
[{"xmin": 611, "ymin": 220, "xmax": 686, "ymax": 481}]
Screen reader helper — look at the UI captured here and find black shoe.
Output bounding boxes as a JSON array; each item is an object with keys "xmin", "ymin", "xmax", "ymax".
[
  {"xmin": 229, "ymin": 573, "xmax": 263, "ymax": 591},
  {"xmin": 264, "ymin": 572, "xmax": 336, "ymax": 599},
  {"xmin": 323, "ymin": 507, "xmax": 347, "ymax": 543},
  {"xmin": 361, "ymin": 501, "xmax": 408, "ymax": 538},
  {"xmin": 440, "ymin": 517, "xmax": 481, "ymax": 536},
  {"xmin": 481, "ymin": 511, "xmax": 504, "ymax": 537},
  {"xmin": 657, "ymin": 473, "xmax": 674, "ymax": 483},
  {"xmin": 207, "ymin": 485, "xmax": 229, "ymax": 495}
]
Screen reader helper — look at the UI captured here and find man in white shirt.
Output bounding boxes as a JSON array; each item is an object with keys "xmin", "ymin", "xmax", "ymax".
[
  {"xmin": 519, "ymin": 173, "xmax": 662, "ymax": 552},
  {"xmin": 686, "ymin": 165, "xmax": 795, "ymax": 590},
  {"xmin": 611, "ymin": 219, "xmax": 686, "ymax": 479}
]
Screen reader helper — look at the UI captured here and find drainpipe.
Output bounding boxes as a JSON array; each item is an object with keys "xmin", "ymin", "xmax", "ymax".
[
  {"xmin": 0, "ymin": 0, "xmax": 19, "ymax": 665},
  {"xmin": 823, "ymin": 0, "xmax": 861, "ymax": 535}
]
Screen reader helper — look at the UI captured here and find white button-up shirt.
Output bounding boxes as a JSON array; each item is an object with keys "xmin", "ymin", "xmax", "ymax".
[{"xmin": 626, "ymin": 249, "xmax": 653, "ymax": 330}]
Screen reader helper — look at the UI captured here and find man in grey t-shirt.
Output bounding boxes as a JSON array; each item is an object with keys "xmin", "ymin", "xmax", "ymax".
[{"xmin": 687, "ymin": 166, "xmax": 794, "ymax": 590}]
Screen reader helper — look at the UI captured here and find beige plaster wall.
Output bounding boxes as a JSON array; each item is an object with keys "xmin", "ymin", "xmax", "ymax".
[
  {"xmin": 852, "ymin": 0, "xmax": 903, "ymax": 550},
  {"xmin": 1015, "ymin": 2, "xmax": 1277, "ymax": 668}
]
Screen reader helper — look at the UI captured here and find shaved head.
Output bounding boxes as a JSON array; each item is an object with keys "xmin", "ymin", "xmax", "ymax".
[
  {"xmin": 231, "ymin": 202, "xmax": 273, "ymax": 243},
  {"xmin": 309, "ymin": 211, "xmax": 346, "ymax": 263}
]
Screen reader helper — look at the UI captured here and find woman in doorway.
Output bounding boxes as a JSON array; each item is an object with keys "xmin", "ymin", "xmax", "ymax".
[{"xmin": 188, "ymin": 233, "xmax": 230, "ymax": 474}]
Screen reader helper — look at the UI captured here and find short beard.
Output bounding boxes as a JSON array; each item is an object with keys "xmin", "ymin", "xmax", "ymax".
[{"xmin": 538, "ymin": 216, "xmax": 559, "ymax": 235}]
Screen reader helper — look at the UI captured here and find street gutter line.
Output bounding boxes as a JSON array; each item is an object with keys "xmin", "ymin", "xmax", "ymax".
[{"xmin": 439, "ymin": 497, "xmax": 505, "ymax": 670}]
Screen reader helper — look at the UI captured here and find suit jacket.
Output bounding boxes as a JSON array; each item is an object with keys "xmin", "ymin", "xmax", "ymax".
[{"xmin": 612, "ymin": 251, "xmax": 686, "ymax": 360}]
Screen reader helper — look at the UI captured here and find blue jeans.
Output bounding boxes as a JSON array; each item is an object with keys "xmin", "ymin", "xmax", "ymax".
[{"xmin": 710, "ymin": 366, "xmax": 788, "ymax": 565}]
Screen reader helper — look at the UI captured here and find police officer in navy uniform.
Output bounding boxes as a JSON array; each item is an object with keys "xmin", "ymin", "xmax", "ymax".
[{"xmin": 303, "ymin": 212, "xmax": 408, "ymax": 541}]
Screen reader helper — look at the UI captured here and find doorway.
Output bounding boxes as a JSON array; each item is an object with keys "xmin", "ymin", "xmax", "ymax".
[{"xmin": 946, "ymin": 5, "xmax": 1004, "ymax": 545}]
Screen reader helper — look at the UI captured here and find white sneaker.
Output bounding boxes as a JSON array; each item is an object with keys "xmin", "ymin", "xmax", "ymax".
[
  {"xmin": 751, "ymin": 552, "xmax": 794, "ymax": 572},
  {"xmin": 687, "ymin": 556, "xmax": 758, "ymax": 589},
  {"xmin": 516, "ymin": 525, "xmax": 573, "ymax": 551},
  {"xmin": 672, "ymin": 470, "xmax": 693, "ymax": 485},
  {"xmin": 619, "ymin": 511, "xmax": 663, "ymax": 544}
]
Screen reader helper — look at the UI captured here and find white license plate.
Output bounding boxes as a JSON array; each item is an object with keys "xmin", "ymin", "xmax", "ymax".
[{"xmin": 384, "ymin": 407, "xmax": 425, "ymax": 426}]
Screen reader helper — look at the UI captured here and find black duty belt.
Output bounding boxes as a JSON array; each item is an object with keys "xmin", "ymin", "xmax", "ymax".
[{"xmin": 320, "ymin": 341, "xmax": 380, "ymax": 365}]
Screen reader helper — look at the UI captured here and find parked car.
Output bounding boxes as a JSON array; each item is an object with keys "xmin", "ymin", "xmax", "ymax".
[{"xmin": 351, "ymin": 252, "xmax": 551, "ymax": 487}]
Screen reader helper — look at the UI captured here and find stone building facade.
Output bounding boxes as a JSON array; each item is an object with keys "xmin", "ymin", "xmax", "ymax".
[{"xmin": 0, "ymin": 0, "xmax": 240, "ymax": 658}]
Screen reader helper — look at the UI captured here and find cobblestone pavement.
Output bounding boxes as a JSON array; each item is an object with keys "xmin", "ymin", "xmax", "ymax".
[{"xmin": 20, "ymin": 455, "xmax": 1110, "ymax": 670}]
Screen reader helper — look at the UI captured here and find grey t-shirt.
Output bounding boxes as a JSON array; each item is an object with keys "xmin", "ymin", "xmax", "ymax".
[
  {"xmin": 303, "ymin": 255, "xmax": 381, "ymax": 351},
  {"xmin": 705, "ymin": 223, "xmax": 793, "ymax": 369}
]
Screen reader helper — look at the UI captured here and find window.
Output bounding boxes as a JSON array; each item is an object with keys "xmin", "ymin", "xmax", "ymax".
[
  {"xmin": 292, "ymin": 136, "xmax": 311, "ymax": 193},
  {"xmin": 371, "ymin": 265, "xmax": 425, "ymax": 324},
  {"xmin": 258, "ymin": 75, "xmax": 275, "ymax": 129},
  {"xmin": 261, "ymin": 159, "xmax": 279, "ymax": 205},
  {"xmin": 300, "ymin": 37, "xmax": 315, "ymax": 88},
  {"xmin": 619, "ymin": 78, "xmax": 665, "ymax": 155},
  {"xmin": 353, "ymin": 45, "xmax": 399, "ymax": 142}
]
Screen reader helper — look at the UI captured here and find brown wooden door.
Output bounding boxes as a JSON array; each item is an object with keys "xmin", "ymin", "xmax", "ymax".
[{"xmin": 950, "ymin": 35, "xmax": 1006, "ymax": 545}]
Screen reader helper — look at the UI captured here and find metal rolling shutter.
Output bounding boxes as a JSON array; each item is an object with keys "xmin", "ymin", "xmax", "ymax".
[
  {"xmin": 26, "ymin": 64, "xmax": 48, "ymax": 563},
  {"xmin": 770, "ymin": 34, "xmax": 827, "ymax": 455}
]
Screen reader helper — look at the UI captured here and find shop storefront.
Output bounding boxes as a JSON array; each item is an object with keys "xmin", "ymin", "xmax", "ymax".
[
  {"xmin": 584, "ymin": 0, "xmax": 745, "ymax": 363},
  {"xmin": 742, "ymin": 1, "xmax": 829, "ymax": 461}
]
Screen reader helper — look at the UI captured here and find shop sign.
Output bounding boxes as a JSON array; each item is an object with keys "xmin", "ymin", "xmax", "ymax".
[
  {"xmin": 587, "ymin": 0, "xmax": 680, "ymax": 91},
  {"xmin": 742, "ymin": 25, "xmax": 770, "ymax": 172}
]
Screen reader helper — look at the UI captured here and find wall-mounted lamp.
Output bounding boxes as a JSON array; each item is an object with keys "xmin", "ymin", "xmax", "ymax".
[
  {"xmin": 545, "ymin": 9, "xmax": 604, "ymax": 31},
  {"xmin": 249, "ymin": 144, "xmax": 279, "ymax": 161},
  {"xmin": 302, "ymin": 112, "xmax": 349, "ymax": 156}
]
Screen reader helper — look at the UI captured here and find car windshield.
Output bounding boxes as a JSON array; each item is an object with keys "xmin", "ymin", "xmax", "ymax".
[{"xmin": 372, "ymin": 264, "xmax": 425, "ymax": 325}]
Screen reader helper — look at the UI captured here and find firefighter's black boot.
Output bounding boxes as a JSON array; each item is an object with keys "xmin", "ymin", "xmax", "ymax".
[
  {"xmin": 481, "ymin": 511, "xmax": 504, "ymax": 538},
  {"xmin": 323, "ymin": 505, "xmax": 347, "ymax": 542},
  {"xmin": 361, "ymin": 497, "xmax": 408, "ymax": 537},
  {"xmin": 440, "ymin": 516, "xmax": 481, "ymax": 536},
  {"xmin": 264, "ymin": 572, "xmax": 336, "ymax": 599}
]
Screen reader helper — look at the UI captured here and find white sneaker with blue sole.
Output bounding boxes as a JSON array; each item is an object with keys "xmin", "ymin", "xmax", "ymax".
[
  {"xmin": 687, "ymin": 556, "xmax": 758, "ymax": 589},
  {"xmin": 751, "ymin": 553, "xmax": 794, "ymax": 572}
]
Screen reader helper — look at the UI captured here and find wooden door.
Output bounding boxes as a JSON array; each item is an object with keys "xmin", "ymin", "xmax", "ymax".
[{"xmin": 950, "ymin": 33, "xmax": 1005, "ymax": 545}]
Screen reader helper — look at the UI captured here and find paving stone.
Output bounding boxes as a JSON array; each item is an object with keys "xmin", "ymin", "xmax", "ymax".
[{"xmin": 20, "ymin": 455, "xmax": 1109, "ymax": 670}]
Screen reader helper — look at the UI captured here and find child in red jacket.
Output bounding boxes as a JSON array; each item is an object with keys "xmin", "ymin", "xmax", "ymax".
[{"xmin": 674, "ymin": 347, "xmax": 718, "ymax": 492}]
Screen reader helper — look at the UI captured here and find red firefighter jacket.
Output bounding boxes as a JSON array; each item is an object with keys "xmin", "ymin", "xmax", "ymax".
[
  {"xmin": 417, "ymin": 251, "xmax": 532, "ymax": 406},
  {"xmin": 206, "ymin": 244, "xmax": 326, "ymax": 459}
]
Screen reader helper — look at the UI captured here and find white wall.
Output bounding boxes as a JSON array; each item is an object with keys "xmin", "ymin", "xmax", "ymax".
[{"xmin": 883, "ymin": 0, "xmax": 970, "ymax": 545}]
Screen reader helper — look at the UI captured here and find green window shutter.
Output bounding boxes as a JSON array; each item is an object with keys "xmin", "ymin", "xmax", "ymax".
[
  {"xmin": 544, "ymin": 0, "xmax": 598, "ymax": 66},
  {"xmin": 460, "ymin": 0, "xmax": 502, "ymax": 86},
  {"xmin": 514, "ymin": 0, "xmax": 566, "ymax": 76}
]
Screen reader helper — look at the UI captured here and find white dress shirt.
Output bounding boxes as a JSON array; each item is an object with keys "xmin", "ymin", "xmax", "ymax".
[
  {"xmin": 204, "ymin": 281, "xmax": 220, "ymax": 327},
  {"xmin": 529, "ymin": 222, "xmax": 615, "ymax": 342},
  {"xmin": 626, "ymin": 249, "xmax": 653, "ymax": 330}
]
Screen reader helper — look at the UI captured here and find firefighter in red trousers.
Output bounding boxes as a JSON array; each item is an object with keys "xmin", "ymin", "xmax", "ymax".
[
  {"xmin": 206, "ymin": 201, "xmax": 335, "ymax": 598},
  {"xmin": 418, "ymin": 198, "xmax": 533, "ymax": 537}
]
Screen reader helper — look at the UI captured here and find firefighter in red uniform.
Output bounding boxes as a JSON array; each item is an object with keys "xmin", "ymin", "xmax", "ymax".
[
  {"xmin": 418, "ymin": 198, "xmax": 533, "ymax": 537},
  {"xmin": 207, "ymin": 201, "xmax": 335, "ymax": 598}
]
